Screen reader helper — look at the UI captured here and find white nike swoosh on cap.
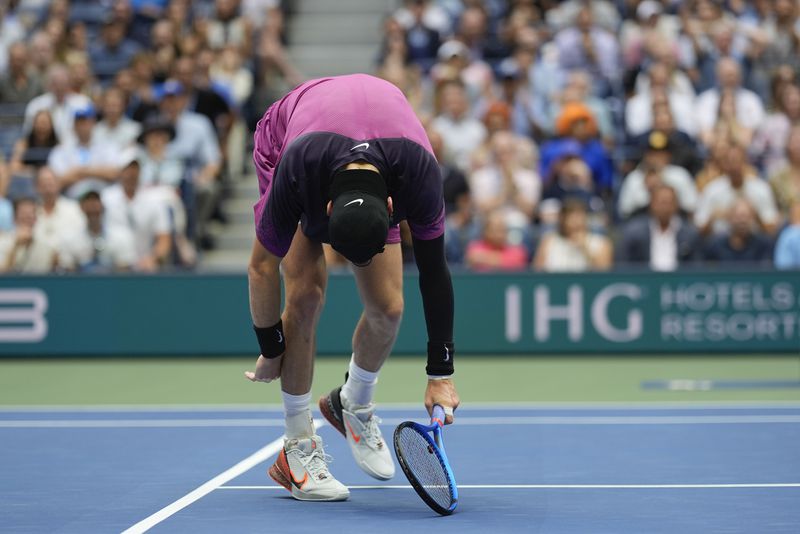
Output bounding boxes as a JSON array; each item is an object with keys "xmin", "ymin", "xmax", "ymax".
[
  {"xmin": 344, "ymin": 198, "xmax": 364, "ymax": 207},
  {"xmin": 350, "ymin": 142, "xmax": 369, "ymax": 151}
]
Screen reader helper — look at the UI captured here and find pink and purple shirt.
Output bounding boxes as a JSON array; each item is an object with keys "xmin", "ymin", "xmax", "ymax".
[{"xmin": 252, "ymin": 74, "xmax": 445, "ymax": 256}]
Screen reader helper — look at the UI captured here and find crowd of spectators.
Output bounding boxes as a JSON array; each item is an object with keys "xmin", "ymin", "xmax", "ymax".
[
  {"xmin": 378, "ymin": 0, "xmax": 800, "ymax": 271},
  {"xmin": 0, "ymin": 0, "xmax": 299, "ymax": 273},
  {"xmin": 1, "ymin": 0, "xmax": 800, "ymax": 274}
]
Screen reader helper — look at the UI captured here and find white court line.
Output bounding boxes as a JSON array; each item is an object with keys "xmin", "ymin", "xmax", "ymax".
[
  {"xmin": 0, "ymin": 404, "xmax": 282, "ymax": 412},
  {"xmin": 218, "ymin": 483, "xmax": 800, "ymax": 490},
  {"xmin": 121, "ymin": 420, "xmax": 322, "ymax": 534},
  {"xmin": 3, "ymin": 400, "xmax": 800, "ymax": 412},
  {"xmin": 0, "ymin": 419, "xmax": 286, "ymax": 428},
  {"xmin": 5, "ymin": 415, "xmax": 800, "ymax": 428},
  {"xmin": 388, "ymin": 415, "xmax": 800, "ymax": 425}
]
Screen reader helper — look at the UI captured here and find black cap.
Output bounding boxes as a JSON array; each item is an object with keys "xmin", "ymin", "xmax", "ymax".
[
  {"xmin": 137, "ymin": 115, "xmax": 176, "ymax": 144},
  {"xmin": 328, "ymin": 168, "xmax": 390, "ymax": 265}
]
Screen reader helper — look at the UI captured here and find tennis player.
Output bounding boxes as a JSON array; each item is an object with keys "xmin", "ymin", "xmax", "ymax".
[{"xmin": 245, "ymin": 74, "xmax": 460, "ymax": 501}]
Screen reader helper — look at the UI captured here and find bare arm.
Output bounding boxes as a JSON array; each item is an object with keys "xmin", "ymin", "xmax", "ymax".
[
  {"xmin": 8, "ymin": 139, "xmax": 28, "ymax": 176},
  {"xmin": 152, "ymin": 233, "xmax": 172, "ymax": 264},
  {"xmin": 588, "ymin": 236, "xmax": 614, "ymax": 270},
  {"xmin": 245, "ymin": 238, "xmax": 284, "ymax": 383},
  {"xmin": 195, "ymin": 162, "xmax": 222, "ymax": 188},
  {"xmin": 248, "ymin": 238, "xmax": 282, "ymax": 327},
  {"xmin": 465, "ymin": 246, "xmax": 503, "ymax": 270},
  {"xmin": 0, "ymin": 158, "xmax": 8, "ymax": 198},
  {"xmin": 58, "ymin": 165, "xmax": 121, "ymax": 189},
  {"xmin": 532, "ymin": 234, "xmax": 551, "ymax": 271}
]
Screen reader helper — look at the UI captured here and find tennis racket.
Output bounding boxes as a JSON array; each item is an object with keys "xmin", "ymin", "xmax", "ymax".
[{"xmin": 393, "ymin": 405, "xmax": 458, "ymax": 515}]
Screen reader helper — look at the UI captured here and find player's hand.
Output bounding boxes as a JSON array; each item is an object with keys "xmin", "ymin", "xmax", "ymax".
[
  {"xmin": 244, "ymin": 354, "xmax": 283, "ymax": 383},
  {"xmin": 424, "ymin": 378, "xmax": 460, "ymax": 425}
]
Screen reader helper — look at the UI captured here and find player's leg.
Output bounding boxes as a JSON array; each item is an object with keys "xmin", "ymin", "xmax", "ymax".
[
  {"xmin": 350, "ymin": 241, "xmax": 404, "ymax": 376},
  {"xmin": 319, "ymin": 242, "xmax": 403, "ymax": 480},
  {"xmin": 279, "ymin": 227, "xmax": 327, "ymax": 400},
  {"xmin": 268, "ymin": 227, "xmax": 349, "ymax": 501}
]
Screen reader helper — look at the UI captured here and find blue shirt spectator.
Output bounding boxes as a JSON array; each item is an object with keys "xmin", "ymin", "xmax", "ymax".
[
  {"xmin": 703, "ymin": 199, "xmax": 773, "ymax": 265},
  {"xmin": 89, "ymin": 19, "xmax": 142, "ymax": 83},
  {"xmin": 774, "ymin": 224, "xmax": 800, "ymax": 269},
  {"xmin": 130, "ymin": 0, "xmax": 169, "ymax": 14},
  {"xmin": 539, "ymin": 103, "xmax": 614, "ymax": 193},
  {"xmin": 774, "ymin": 203, "xmax": 800, "ymax": 269}
]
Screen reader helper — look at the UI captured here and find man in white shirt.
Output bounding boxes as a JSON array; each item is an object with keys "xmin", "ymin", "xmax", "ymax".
[
  {"xmin": 59, "ymin": 190, "xmax": 137, "ymax": 272},
  {"xmin": 47, "ymin": 105, "xmax": 124, "ymax": 199},
  {"xmin": 33, "ymin": 166, "xmax": 85, "ymax": 250},
  {"xmin": 469, "ymin": 131, "xmax": 540, "ymax": 231},
  {"xmin": 431, "ymin": 79, "xmax": 487, "ymax": 172},
  {"xmin": 23, "ymin": 64, "xmax": 92, "ymax": 145},
  {"xmin": 101, "ymin": 159, "xmax": 172, "ymax": 272},
  {"xmin": 694, "ymin": 143, "xmax": 779, "ymax": 236},
  {"xmin": 694, "ymin": 58, "xmax": 765, "ymax": 147},
  {"xmin": 617, "ymin": 132, "xmax": 698, "ymax": 218},
  {"xmin": 626, "ymin": 62, "xmax": 696, "ymax": 137},
  {"xmin": 92, "ymin": 87, "xmax": 141, "ymax": 149}
]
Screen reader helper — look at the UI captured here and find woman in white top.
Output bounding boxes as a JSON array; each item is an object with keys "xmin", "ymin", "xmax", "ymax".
[{"xmin": 533, "ymin": 198, "xmax": 613, "ymax": 272}]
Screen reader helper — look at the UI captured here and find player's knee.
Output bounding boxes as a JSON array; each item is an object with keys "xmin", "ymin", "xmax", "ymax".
[
  {"xmin": 370, "ymin": 298, "xmax": 404, "ymax": 329},
  {"xmin": 286, "ymin": 285, "xmax": 326, "ymax": 318}
]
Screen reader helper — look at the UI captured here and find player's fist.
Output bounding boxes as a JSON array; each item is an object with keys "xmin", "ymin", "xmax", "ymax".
[
  {"xmin": 424, "ymin": 378, "xmax": 460, "ymax": 425},
  {"xmin": 245, "ymin": 354, "xmax": 283, "ymax": 383}
]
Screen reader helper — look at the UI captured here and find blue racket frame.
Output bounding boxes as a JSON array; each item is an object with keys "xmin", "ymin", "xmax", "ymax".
[{"xmin": 393, "ymin": 405, "xmax": 458, "ymax": 515}]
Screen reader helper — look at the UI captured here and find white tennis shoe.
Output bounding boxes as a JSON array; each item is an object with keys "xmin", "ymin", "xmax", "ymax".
[
  {"xmin": 341, "ymin": 402, "xmax": 395, "ymax": 480},
  {"xmin": 319, "ymin": 387, "xmax": 395, "ymax": 480},
  {"xmin": 268, "ymin": 435, "xmax": 350, "ymax": 501}
]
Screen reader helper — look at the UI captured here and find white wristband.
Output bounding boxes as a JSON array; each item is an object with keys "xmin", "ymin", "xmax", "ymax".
[{"xmin": 427, "ymin": 374, "xmax": 453, "ymax": 380}]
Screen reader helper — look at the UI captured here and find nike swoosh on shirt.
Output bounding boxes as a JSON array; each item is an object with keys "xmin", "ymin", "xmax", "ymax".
[
  {"xmin": 350, "ymin": 142, "xmax": 369, "ymax": 151},
  {"xmin": 344, "ymin": 198, "xmax": 364, "ymax": 207}
]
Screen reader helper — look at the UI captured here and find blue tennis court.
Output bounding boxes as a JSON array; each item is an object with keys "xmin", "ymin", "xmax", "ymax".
[{"xmin": 2, "ymin": 404, "xmax": 799, "ymax": 533}]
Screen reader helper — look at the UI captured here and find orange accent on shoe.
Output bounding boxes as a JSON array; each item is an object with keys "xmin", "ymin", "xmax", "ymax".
[
  {"xmin": 268, "ymin": 463, "xmax": 291, "ymax": 491},
  {"xmin": 289, "ymin": 470, "xmax": 308, "ymax": 489},
  {"xmin": 344, "ymin": 417, "xmax": 361, "ymax": 444},
  {"xmin": 268, "ymin": 451, "xmax": 292, "ymax": 492},
  {"xmin": 268, "ymin": 448, "xmax": 308, "ymax": 491}
]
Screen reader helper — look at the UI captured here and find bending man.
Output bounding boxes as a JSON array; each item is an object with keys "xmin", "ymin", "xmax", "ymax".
[{"xmin": 245, "ymin": 74, "xmax": 460, "ymax": 501}]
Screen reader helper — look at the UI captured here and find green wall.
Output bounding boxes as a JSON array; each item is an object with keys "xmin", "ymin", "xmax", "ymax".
[{"xmin": 0, "ymin": 271, "xmax": 798, "ymax": 356}]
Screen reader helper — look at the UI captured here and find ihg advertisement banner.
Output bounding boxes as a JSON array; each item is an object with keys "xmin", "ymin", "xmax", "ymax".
[
  {"xmin": 464, "ymin": 271, "xmax": 800, "ymax": 353},
  {"xmin": 0, "ymin": 271, "xmax": 798, "ymax": 356}
]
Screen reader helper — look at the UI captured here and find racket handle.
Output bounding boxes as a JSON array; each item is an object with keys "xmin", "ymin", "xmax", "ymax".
[{"xmin": 431, "ymin": 405, "xmax": 445, "ymax": 427}]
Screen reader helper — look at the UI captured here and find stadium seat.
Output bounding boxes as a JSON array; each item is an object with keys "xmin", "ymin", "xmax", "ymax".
[
  {"xmin": 68, "ymin": 3, "xmax": 109, "ymax": 26},
  {"xmin": 0, "ymin": 126, "xmax": 23, "ymax": 159},
  {"xmin": 0, "ymin": 103, "xmax": 26, "ymax": 127}
]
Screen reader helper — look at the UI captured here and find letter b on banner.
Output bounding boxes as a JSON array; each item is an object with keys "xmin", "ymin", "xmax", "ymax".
[{"xmin": 0, "ymin": 289, "xmax": 48, "ymax": 342}]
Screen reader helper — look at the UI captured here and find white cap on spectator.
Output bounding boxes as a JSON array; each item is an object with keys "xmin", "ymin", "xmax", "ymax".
[
  {"xmin": 636, "ymin": 0, "xmax": 662, "ymax": 20},
  {"xmin": 118, "ymin": 146, "xmax": 139, "ymax": 170},
  {"xmin": 437, "ymin": 40, "xmax": 470, "ymax": 61}
]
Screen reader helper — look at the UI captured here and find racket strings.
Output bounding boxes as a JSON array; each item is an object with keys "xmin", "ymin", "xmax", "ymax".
[{"xmin": 396, "ymin": 426, "xmax": 454, "ymax": 508}]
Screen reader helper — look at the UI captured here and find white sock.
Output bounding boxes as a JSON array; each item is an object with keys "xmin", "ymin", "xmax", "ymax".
[
  {"xmin": 340, "ymin": 354, "xmax": 380, "ymax": 408},
  {"xmin": 282, "ymin": 391, "xmax": 314, "ymax": 439}
]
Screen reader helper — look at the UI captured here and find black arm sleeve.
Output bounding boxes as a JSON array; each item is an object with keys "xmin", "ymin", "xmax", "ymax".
[{"xmin": 412, "ymin": 234, "xmax": 455, "ymax": 375}]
